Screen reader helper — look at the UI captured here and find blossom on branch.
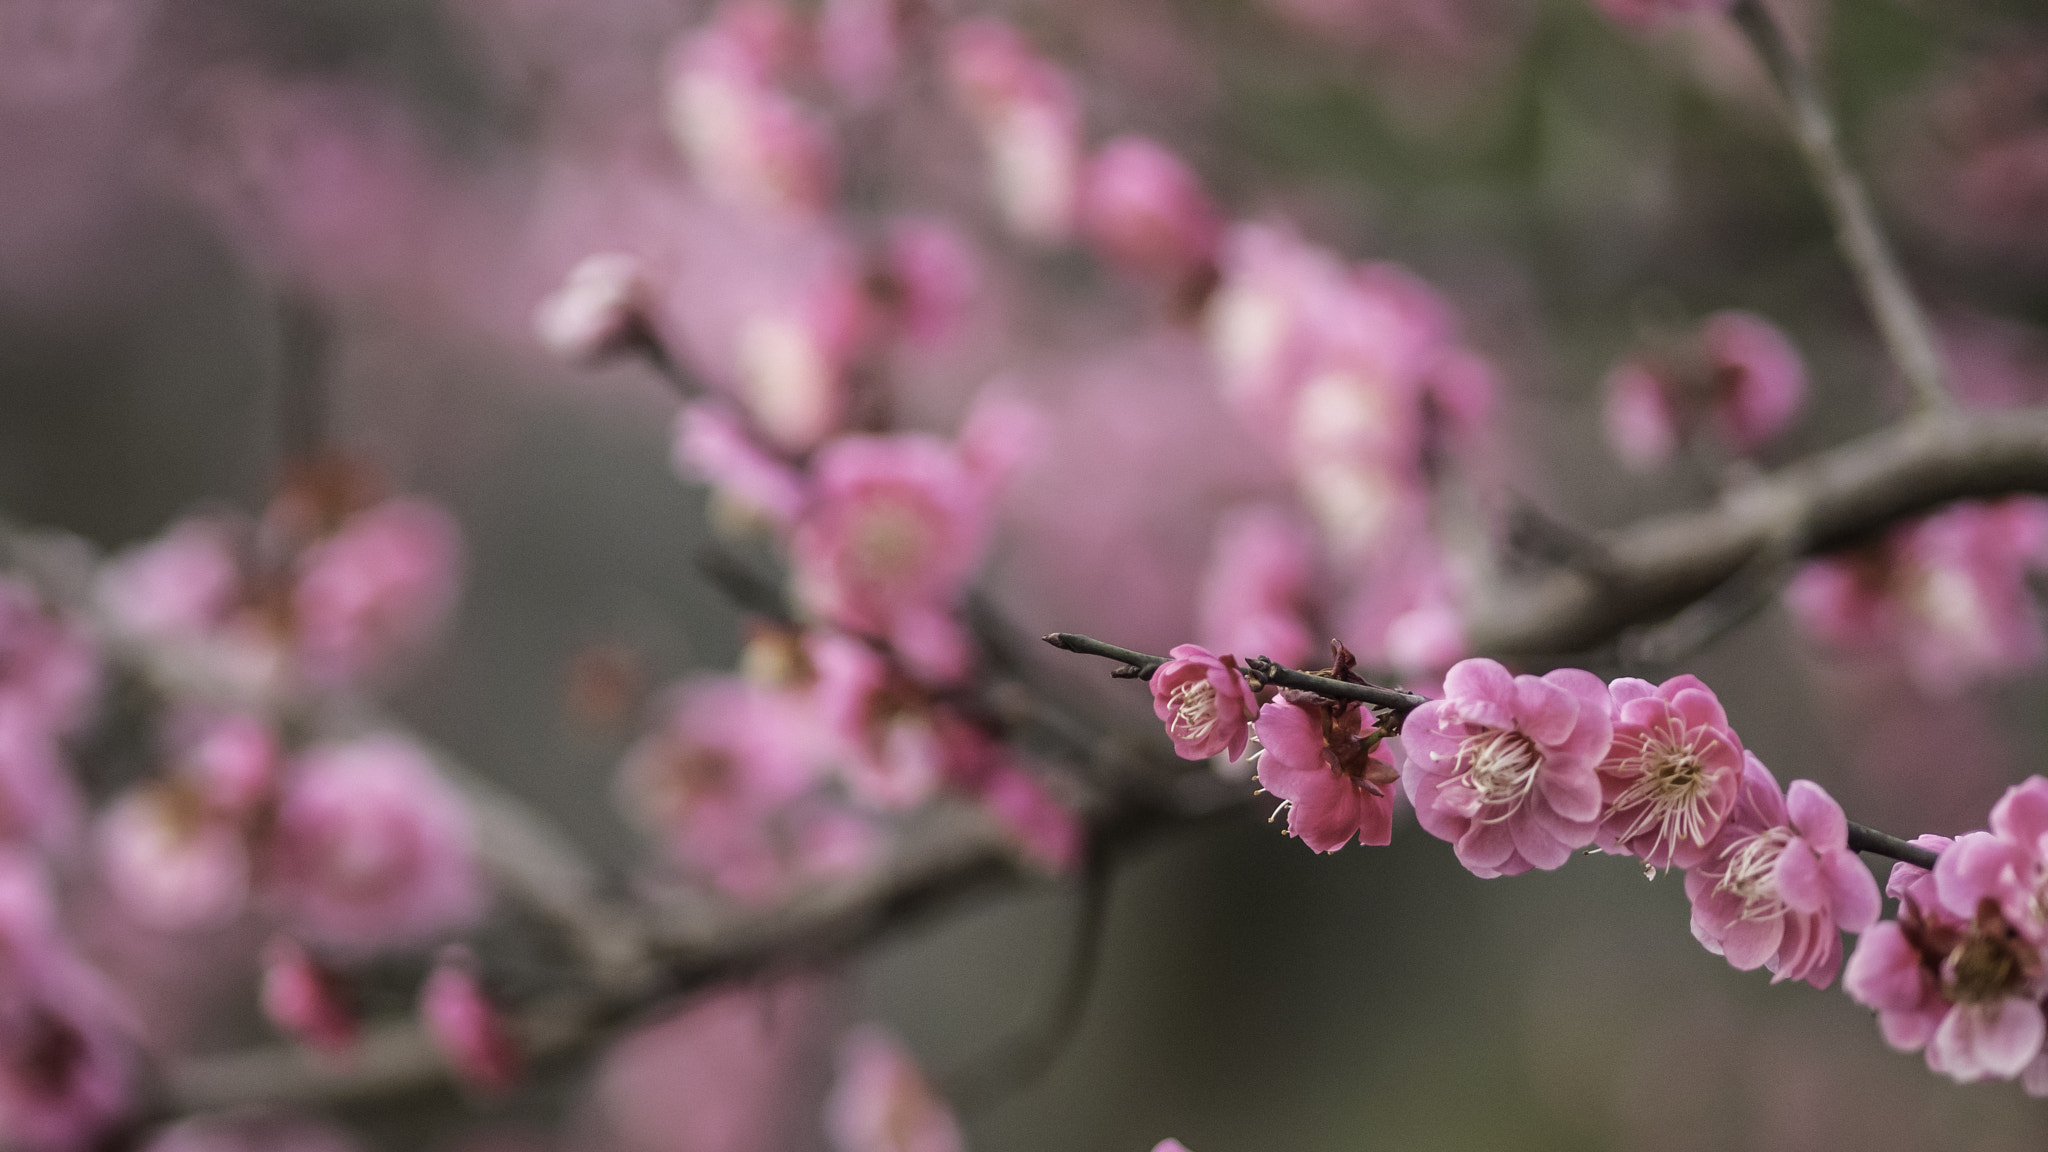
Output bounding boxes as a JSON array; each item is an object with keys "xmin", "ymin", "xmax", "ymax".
[
  {"xmin": 1683, "ymin": 755, "xmax": 1878, "ymax": 988},
  {"xmin": 1595, "ymin": 674, "xmax": 1746, "ymax": 870},
  {"xmin": 1399, "ymin": 659, "xmax": 1610, "ymax": 877},
  {"xmin": 1149, "ymin": 645, "xmax": 1260, "ymax": 763},
  {"xmin": 1255, "ymin": 692, "xmax": 1397, "ymax": 853}
]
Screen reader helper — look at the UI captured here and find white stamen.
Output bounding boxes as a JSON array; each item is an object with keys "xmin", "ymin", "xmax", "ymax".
[
  {"xmin": 1167, "ymin": 680, "xmax": 1222, "ymax": 744},
  {"xmin": 1714, "ymin": 826, "xmax": 1794, "ymax": 919},
  {"xmin": 1607, "ymin": 717, "xmax": 1727, "ymax": 862},
  {"xmin": 1454, "ymin": 728, "xmax": 1543, "ymax": 822}
]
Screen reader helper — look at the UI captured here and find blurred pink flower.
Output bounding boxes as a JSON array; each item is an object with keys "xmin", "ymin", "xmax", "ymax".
[
  {"xmin": 1785, "ymin": 498, "xmax": 2048, "ymax": 694},
  {"xmin": 665, "ymin": 22, "xmax": 836, "ymax": 216},
  {"xmin": 809, "ymin": 633, "xmax": 944, "ymax": 810},
  {"xmin": 1256, "ymin": 693, "xmax": 1397, "ymax": 853},
  {"xmin": 258, "ymin": 937, "xmax": 356, "ymax": 1055},
  {"xmin": 291, "ymin": 499, "xmax": 462, "ymax": 688},
  {"xmin": 0, "ymin": 856, "xmax": 132, "ymax": 1151},
  {"xmin": 1683, "ymin": 755, "xmax": 1878, "ymax": 988},
  {"xmin": 1149, "ymin": 644, "xmax": 1260, "ymax": 763},
  {"xmin": 1195, "ymin": 505, "xmax": 1316, "ymax": 669},
  {"xmin": 617, "ymin": 677, "xmax": 824, "ymax": 877},
  {"xmin": 264, "ymin": 735, "xmax": 482, "ymax": 954},
  {"xmin": 534, "ymin": 252, "xmax": 654, "ymax": 364},
  {"xmin": 945, "ymin": 19, "xmax": 1082, "ymax": 242},
  {"xmin": 1080, "ymin": 136, "xmax": 1221, "ymax": 284},
  {"xmin": 1596, "ymin": 674, "xmax": 1745, "ymax": 870},
  {"xmin": 1602, "ymin": 311, "xmax": 1805, "ymax": 469},
  {"xmin": 824, "ymin": 1027, "xmax": 963, "ymax": 1152},
  {"xmin": 0, "ymin": 706, "xmax": 82, "ymax": 855},
  {"xmin": 94, "ymin": 783, "xmax": 250, "ymax": 932},
  {"xmin": 820, "ymin": 0, "xmax": 905, "ymax": 106},
  {"xmin": 878, "ymin": 219, "xmax": 980, "ymax": 348},
  {"xmin": 95, "ymin": 517, "xmax": 243, "ymax": 646},
  {"xmin": 168, "ymin": 712, "xmax": 278, "ymax": 818},
  {"xmin": 0, "ymin": 582, "xmax": 96, "ymax": 738},
  {"xmin": 790, "ymin": 435, "xmax": 989, "ymax": 666},
  {"xmin": 979, "ymin": 765, "xmax": 1081, "ymax": 874},
  {"xmin": 1400, "ymin": 660, "xmax": 1611, "ymax": 876},
  {"xmin": 420, "ymin": 948, "xmax": 521, "ymax": 1094},
  {"xmin": 673, "ymin": 404, "xmax": 808, "ymax": 530}
]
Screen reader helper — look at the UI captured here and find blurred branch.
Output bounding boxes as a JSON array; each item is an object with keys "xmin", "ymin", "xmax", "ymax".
[
  {"xmin": 1729, "ymin": 0, "xmax": 1950, "ymax": 410},
  {"xmin": 1464, "ymin": 407, "xmax": 2048, "ymax": 655}
]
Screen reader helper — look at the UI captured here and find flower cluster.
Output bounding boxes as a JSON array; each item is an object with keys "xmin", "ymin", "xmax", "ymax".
[
  {"xmin": 1149, "ymin": 652, "xmax": 1880, "ymax": 988},
  {"xmin": 1601, "ymin": 310, "xmax": 1807, "ymax": 472},
  {"xmin": 1845, "ymin": 778, "xmax": 2048, "ymax": 1090}
]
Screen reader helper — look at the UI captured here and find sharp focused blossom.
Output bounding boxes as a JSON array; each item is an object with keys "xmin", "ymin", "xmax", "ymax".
[
  {"xmin": 1400, "ymin": 659, "xmax": 1610, "ymax": 876},
  {"xmin": 1846, "ymin": 829, "xmax": 2047, "ymax": 1083},
  {"xmin": 1596, "ymin": 674, "xmax": 1746, "ymax": 870},
  {"xmin": 1682, "ymin": 755, "xmax": 1879, "ymax": 988},
  {"xmin": 258, "ymin": 937, "xmax": 356, "ymax": 1054},
  {"xmin": 824, "ymin": 1027, "xmax": 963, "ymax": 1152},
  {"xmin": 1257, "ymin": 692, "xmax": 1398, "ymax": 853},
  {"xmin": 419, "ymin": 947, "xmax": 521, "ymax": 1094},
  {"xmin": 264, "ymin": 735, "xmax": 483, "ymax": 954},
  {"xmin": 1148, "ymin": 644, "xmax": 1260, "ymax": 763}
]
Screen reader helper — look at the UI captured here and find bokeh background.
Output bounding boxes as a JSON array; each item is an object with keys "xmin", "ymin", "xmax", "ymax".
[{"xmin": 6, "ymin": 0, "xmax": 2048, "ymax": 1148}]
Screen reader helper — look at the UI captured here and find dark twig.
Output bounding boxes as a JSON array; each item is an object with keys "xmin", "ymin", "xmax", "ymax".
[
  {"xmin": 1729, "ymin": 0, "xmax": 1949, "ymax": 410},
  {"xmin": 941, "ymin": 847, "xmax": 1115, "ymax": 1114},
  {"xmin": 1041, "ymin": 633, "xmax": 1167, "ymax": 679},
  {"xmin": 1042, "ymin": 634, "xmax": 1427, "ymax": 715},
  {"xmin": 1847, "ymin": 822, "xmax": 1938, "ymax": 871}
]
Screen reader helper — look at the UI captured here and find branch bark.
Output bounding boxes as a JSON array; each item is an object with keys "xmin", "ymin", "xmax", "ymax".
[{"xmin": 1465, "ymin": 408, "xmax": 2048, "ymax": 656}]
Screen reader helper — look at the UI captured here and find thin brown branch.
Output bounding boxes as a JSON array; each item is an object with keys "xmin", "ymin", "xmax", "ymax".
[
  {"xmin": 1465, "ymin": 407, "xmax": 2048, "ymax": 655},
  {"xmin": 1729, "ymin": 0, "xmax": 1949, "ymax": 410}
]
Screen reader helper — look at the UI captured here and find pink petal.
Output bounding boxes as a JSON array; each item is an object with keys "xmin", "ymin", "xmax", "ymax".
[
  {"xmin": 1773, "ymin": 840, "xmax": 1827, "ymax": 914},
  {"xmin": 1991, "ymin": 776, "xmax": 2048, "ymax": 850},
  {"xmin": 1509, "ymin": 674, "xmax": 1577, "ymax": 747},
  {"xmin": 1822, "ymin": 849, "xmax": 1881, "ymax": 932},
  {"xmin": 1443, "ymin": 657, "xmax": 1514, "ymax": 703},
  {"xmin": 1537, "ymin": 763, "xmax": 1602, "ymax": 823},
  {"xmin": 1719, "ymin": 914, "xmax": 1784, "ymax": 971},
  {"xmin": 1456, "ymin": 816, "xmax": 1516, "ymax": 873},
  {"xmin": 1507, "ymin": 807, "xmax": 1573, "ymax": 871},
  {"xmin": 1785, "ymin": 780, "xmax": 1848, "ymax": 850}
]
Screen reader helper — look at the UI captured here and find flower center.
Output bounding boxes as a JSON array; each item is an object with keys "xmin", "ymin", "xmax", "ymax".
[
  {"xmin": 1458, "ymin": 728, "xmax": 1542, "ymax": 818},
  {"xmin": 1166, "ymin": 680, "xmax": 1221, "ymax": 744},
  {"xmin": 1947, "ymin": 899, "xmax": 2040, "ymax": 1005},
  {"xmin": 1714, "ymin": 826, "xmax": 1794, "ymax": 918},
  {"xmin": 847, "ymin": 500, "xmax": 934, "ymax": 587},
  {"xmin": 1609, "ymin": 722, "xmax": 1723, "ymax": 858}
]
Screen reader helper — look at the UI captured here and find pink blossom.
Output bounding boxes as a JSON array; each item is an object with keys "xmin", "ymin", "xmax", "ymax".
[
  {"xmin": 1257, "ymin": 692, "xmax": 1398, "ymax": 853},
  {"xmin": 673, "ymin": 404, "xmax": 808, "ymax": 530},
  {"xmin": 790, "ymin": 435, "xmax": 990, "ymax": 661},
  {"xmin": 824, "ymin": 1026, "xmax": 963, "ymax": 1152},
  {"xmin": 0, "ymin": 706, "xmax": 82, "ymax": 855},
  {"xmin": 1400, "ymin": 659, "xmax": 1611, "ymax": 876},
  {"xmin": 419, "ymin": 947, "xmax": 521, "ymax": 1093},
  {"xmin": 1786, "ymin": 498, "xmax": 2048, "ymax": 694},
  {"xmin": 534, "ymin": 252, "xmax": 653, "ymax": 364},
  {"xmin": 1596, "ymin": 674, "xmax": 1747, "ymax": 870},
  {"xmin": 945, "ymin": 20, "xmax": 1082, "ymax": 242},
  {"xmin": 665, "ymin": 24, "xmax": 836, "ymax": 216},
  {"xmin": 979, "ymin": 765, "xmax": 1081, "ymax": 874},
  {"xmin": 1152, "ymin": 1143, "xmax": 1192, "ymax": 1152},
  {"xmin": 1846, "ymin": 830, "xmax": 2047, "ymax": 1082},
  {"xmin": 1203, "ymin": 223, "xmax": 1354, "ymax": 425},
  {"xmin": 264, "ymin": 735, "xmax": 482, "ymax": 954},
  {"xmin": 258, "ymin": 937, "xmax": 356, "ymax": 1054},
  {"xmin": 617, "ymin": 677, "xmax": 824, "ymax": 872},
  {"xmin": 820, "ymin": 0, "xmax": 904, "ymax": 106},
  {"xmin": 1080, "ymin": 137, "xmax": 1221, "ymax": 283},
  {"xmin": 94, "ymin": 783, "xmax": 250, "ymax": 932},
  {"xmin": 142, "ymin": 1113, "xmax": 363, "ymax": 1152},
  {"xmin": 1601, "ymin": 361, "xmax": 1680, "ymax": 472},
  {"xmin": 291, "ymin": 499, "xmax": 462, "ymax": 688},
  {"xmin": 0, "ymin": 858, "xmax": 133, "ymax": 1151},
  {"xmin": 94, "ymin": 517, "xmax": 243, "ymax": 645},
  {"xmin": 0, "ymin": 582, "xmax": 96, "ymax": 738},
  {"xmin": 1195, "ymin": 506, "xmax": 1316, "ymax": 669},
  {"xmin": 168, "ymin": 712, "xmax": 278, "ymax": 817},
  {"xmin": 878, "ymin": 219, "xmax": 980, "ymax": 348},
  {"xmin": 1682, "ymin": 755, "xmax": 1879, "ymax": 988},
  {"xmin": 1148, "ymin": 645, "xmax": 1260, "ymax": 763},
  {"xmin": 809, "ymin": 633, "xmax": 944, "ymax": 810},
  {"xmin": 1700, "ymin": 310, "xmax": 1806, "ymax": 452},
  {"xmin": 594, "ymin": 981, "xmax": 820, "ymax": 1152}
]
